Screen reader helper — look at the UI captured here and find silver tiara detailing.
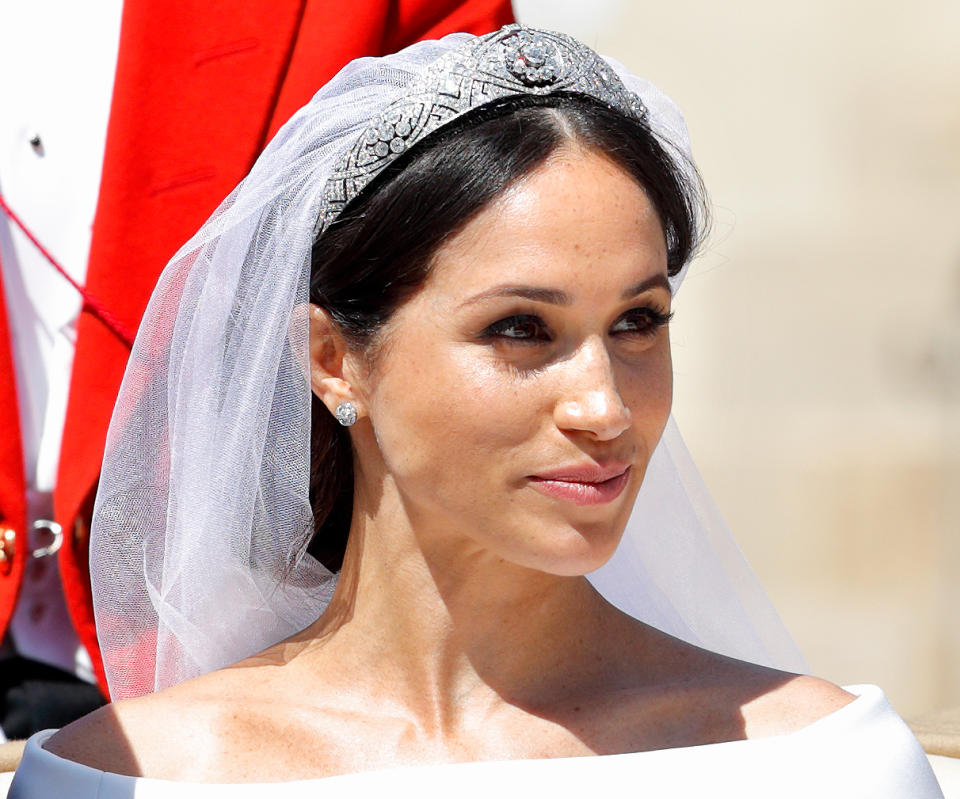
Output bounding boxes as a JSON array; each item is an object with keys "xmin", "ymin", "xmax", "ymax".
[{"xmin": 313, "ymin": 24, "xmax": 648, "ymax": 240}]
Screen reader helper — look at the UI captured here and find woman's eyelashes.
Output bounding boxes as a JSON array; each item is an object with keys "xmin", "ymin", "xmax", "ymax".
[
  {"xmin": 479, "ymin": 306, "xmax": 673, "ymax": 345},
  {"xmin": 482, "ymin": 314, "xmax": 551, "ymax": 344},
  {"xmin": 610, "ymin": 307, "xmax": 674, "ymax": 338}
]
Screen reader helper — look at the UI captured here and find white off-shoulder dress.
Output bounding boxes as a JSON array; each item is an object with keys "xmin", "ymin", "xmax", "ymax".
[{"xmin": 8, "ymin": 685, "xmax": 944, "ymax": 798}]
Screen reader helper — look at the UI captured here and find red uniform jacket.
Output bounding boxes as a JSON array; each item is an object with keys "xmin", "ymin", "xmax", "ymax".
[{"xmin": 0, "ymin": 0, "xmax": 513, "ymax": 695}]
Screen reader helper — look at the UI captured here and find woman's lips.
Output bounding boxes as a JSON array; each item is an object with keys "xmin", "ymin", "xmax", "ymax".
[{"xmin": 528, "ymin": 465, "xmax": 631, "ymax": 506}]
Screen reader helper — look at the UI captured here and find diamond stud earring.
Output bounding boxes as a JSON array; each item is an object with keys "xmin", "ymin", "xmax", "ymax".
[{"xmin": 334, "ymin": 401, "xmax": 358, "ymax": 427}]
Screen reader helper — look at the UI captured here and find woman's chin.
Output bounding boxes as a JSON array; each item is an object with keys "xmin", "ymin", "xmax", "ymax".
[
  {"xmin": 519, "ymin": 495, "xmax": 638, "ymax": 575},
  {"xmin": 498, "ymin": 525, "xmax": 625, "ymax": 578}
]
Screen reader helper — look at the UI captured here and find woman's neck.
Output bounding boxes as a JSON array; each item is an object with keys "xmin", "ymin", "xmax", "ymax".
[{"xmin": 294, "ymin": 485, "xmax": 635, "ymax": 735}]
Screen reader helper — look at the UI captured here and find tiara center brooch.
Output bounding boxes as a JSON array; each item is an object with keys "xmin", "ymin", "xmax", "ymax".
[{"xmin": 503, "ymin": 31, "xmax": 563, "ymax": 87}]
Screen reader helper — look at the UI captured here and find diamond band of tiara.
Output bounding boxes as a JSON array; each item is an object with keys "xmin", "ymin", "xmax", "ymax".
[{"xmin": 313, "ymin": 24, "xmax": 648, "ymax": 240}]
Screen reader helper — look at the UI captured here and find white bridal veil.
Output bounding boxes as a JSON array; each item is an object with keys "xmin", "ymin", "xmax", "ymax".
[{"xmin": 91, "ymin": 25, "xmax": 806, "ymax": 700}]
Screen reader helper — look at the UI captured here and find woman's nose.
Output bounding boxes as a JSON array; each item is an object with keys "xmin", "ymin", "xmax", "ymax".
[{"xmin": 553, "ymin": 340, "xmax": 631, "ymax": 441}]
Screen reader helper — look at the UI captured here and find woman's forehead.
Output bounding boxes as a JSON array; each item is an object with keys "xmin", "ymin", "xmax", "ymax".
[{"xmin": 425, "ymin": 149, "xmax": 669, "ymax": 300}]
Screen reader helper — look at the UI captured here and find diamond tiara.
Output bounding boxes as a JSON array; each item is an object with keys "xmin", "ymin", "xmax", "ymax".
[{"xmin": 313, "ymin": 24, "xmax": 648, "ymax": 240}]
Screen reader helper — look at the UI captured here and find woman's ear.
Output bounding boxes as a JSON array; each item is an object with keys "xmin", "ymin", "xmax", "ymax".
[{"xmin": 308, "ymin": 304, "xmax": 365, "ymax": 420}]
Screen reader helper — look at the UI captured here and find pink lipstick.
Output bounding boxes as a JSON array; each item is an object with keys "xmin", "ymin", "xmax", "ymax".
[{"xmin": 528, "ymin": 464, "xmax": 631, "ymax": 506}]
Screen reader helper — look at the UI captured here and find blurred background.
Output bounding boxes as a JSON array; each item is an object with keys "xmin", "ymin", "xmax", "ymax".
[{"xmin": 513, "ymin": 0, "xmax": 960, "ymax": 718}]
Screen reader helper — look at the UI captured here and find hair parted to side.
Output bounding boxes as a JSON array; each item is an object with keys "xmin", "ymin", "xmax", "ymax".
[{"xmin": 307, "ymin": 94, "xmax": 708, "ymax": 571}]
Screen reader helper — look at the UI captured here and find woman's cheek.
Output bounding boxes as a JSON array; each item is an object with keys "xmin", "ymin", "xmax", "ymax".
[
  {"xmin": 453, "ymin": 356, "xmax": 543, "ymax": 442},
  {"xmin": 369, "ymin": 349, "xmax": 525, "ymax": 483},
  {"xmin": 621, "ymin": 343, "xmax": 672, "ymax": 422}
]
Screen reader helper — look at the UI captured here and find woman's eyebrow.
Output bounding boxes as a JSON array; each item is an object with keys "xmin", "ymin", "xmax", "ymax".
[
  {"xmin": 459, "ymin": 274, "xmax": 671, "ymax": 309},
  {"xmin": 458, "ymin": 286, "xmax": 571, "ymax": 308},
  {"xmin": 622, "ymin": 274, "xmax": 671, "ymax": 299}
]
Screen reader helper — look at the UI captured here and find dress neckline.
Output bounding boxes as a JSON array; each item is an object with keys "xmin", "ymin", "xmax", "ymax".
[{"xmin": 27, "ymin": 684, "xmax": 883, "ymax": 788}]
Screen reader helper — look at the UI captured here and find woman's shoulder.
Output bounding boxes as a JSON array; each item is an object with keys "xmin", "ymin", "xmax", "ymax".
[
  {"xmin": 596, "ymin": 635, "xmax": 941, "ymax": 792},
  {"xmin": 41, "ymin": 666, "xmax": 287, "ymax": 782},
  {"xmin": 729, "ymin": 681, "xmax": 943, "ymax": 796},
  {"xmin": 734, "ymin": 669, "xmax": 856, "ymax": 738},
  {"xmin": 8, "ymin": 688, "xmax": 223, "ymax": 798},
  {"xmin": 43, "ymin": 683, "xmax": 221, "ymax": 779},
  {"xmin": 606, "ymin": 629, "xmax": 855, "ymax": 744}
]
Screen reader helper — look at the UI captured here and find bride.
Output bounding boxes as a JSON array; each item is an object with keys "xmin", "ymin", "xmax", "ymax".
[{"xmin": 10, "ymin": 24, "xmax": 942, "ymax": 796}]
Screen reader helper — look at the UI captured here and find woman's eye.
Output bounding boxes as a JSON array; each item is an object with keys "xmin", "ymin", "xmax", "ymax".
[
  {"xmin": 482, "ymin": 314, "xmax": 551, "ymax": 343},
  {"xmin": 611, "ymin": 307, "xmax": 673, "ymax": 337}
]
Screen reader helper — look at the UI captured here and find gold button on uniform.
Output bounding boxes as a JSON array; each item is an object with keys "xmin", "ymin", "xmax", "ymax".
[{"xmin": 0, "ymin": 527, "xmax": 15, "ymax": 576}]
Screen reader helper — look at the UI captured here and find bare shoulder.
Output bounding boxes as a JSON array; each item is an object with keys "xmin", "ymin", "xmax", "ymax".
[
  {"xmin": 737, "ymin": 671, "xmax": 856, "ymax": 738},
  {"xmin": 44, "ymin": 670, "xmax": 258, "ymax": 780},
  {"xmin": 676, "ymin": 641, "xmax": 856, "ymax": 739},
  {"xmin": 588, "ymin": 622, "xmax": 856, "ymax": 750}
]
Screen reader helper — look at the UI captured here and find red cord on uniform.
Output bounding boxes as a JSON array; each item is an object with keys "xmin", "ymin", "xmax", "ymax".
[{"xmin": 0, "ymin": 191, "xmax": 135, "ymax": 348}]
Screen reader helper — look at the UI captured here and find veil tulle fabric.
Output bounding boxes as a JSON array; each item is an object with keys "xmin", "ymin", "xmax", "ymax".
[{"xmin": 90, "ymin": 28, "xmax": 806, "ymax": 701}]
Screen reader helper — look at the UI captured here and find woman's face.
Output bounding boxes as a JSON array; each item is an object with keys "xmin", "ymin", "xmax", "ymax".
[{"xmin": 352, "ymin": 146, "xmax": 673, "ymax": 576}]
